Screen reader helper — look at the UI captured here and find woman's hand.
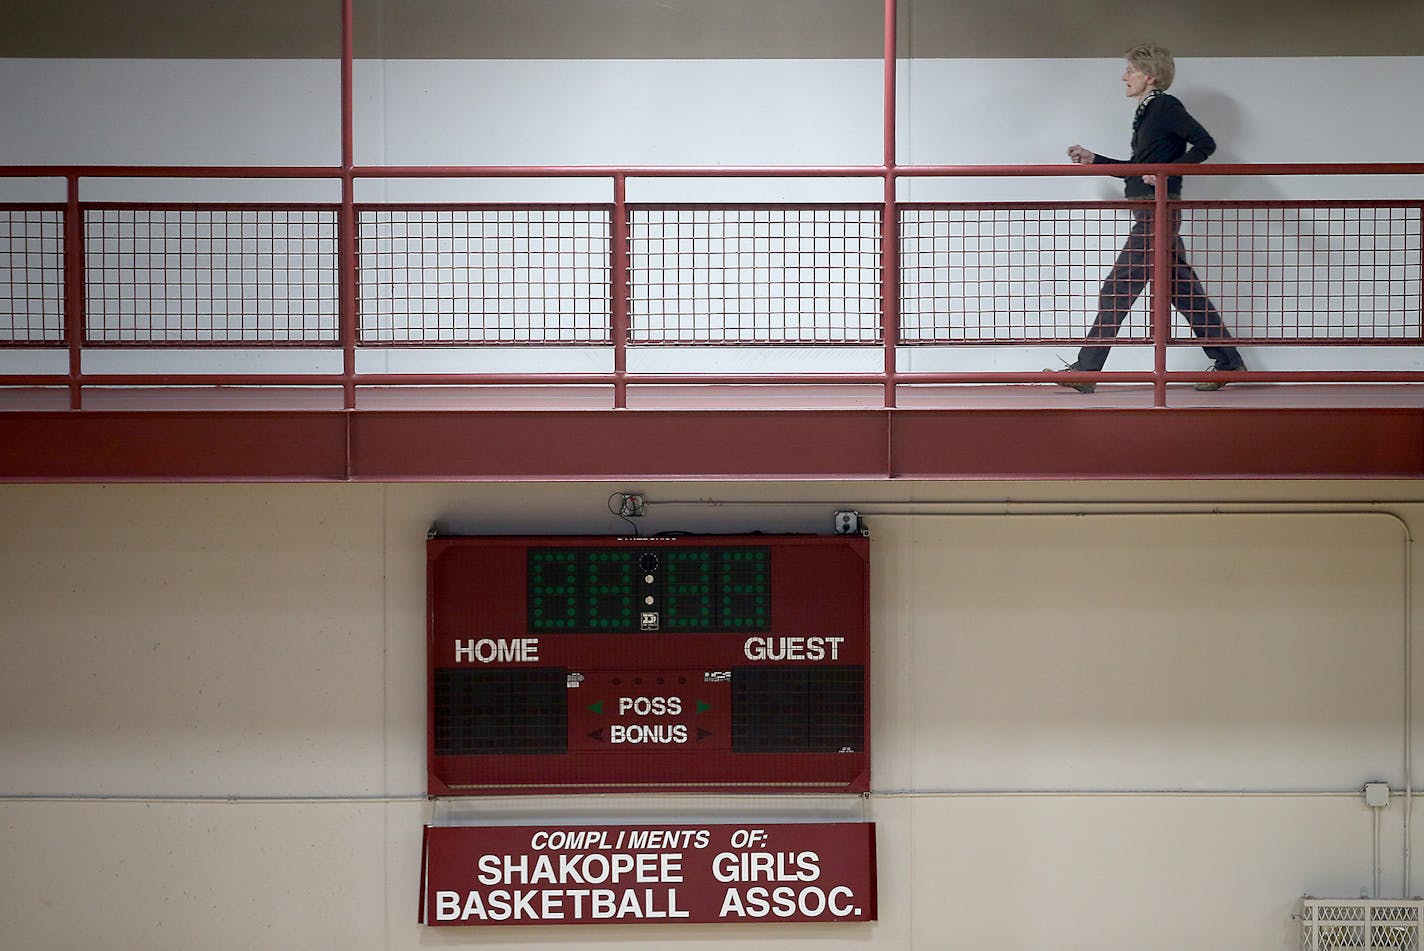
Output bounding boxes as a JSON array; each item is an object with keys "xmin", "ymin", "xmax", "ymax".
[{"xmin": 1066, "ymin": 144, "xmax": 1094, "ymax": 164}]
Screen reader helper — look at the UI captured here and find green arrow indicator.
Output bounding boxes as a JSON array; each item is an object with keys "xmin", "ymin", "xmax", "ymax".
[
  {"xmin": 696, "ymin": 700, "xmax": 712, "ymax": 713},
  {"xmin": 588, "ymin": 701, "xmax": 604, "ymax": 715}
]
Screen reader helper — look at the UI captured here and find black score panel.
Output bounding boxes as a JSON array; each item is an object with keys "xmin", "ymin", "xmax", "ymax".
[{"xmin": 427, "ymin": 534, "xmax": 870, "ymax": 795}]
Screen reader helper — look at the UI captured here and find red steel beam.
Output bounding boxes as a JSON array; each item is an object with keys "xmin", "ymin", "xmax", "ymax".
[
  {"xmin": 0, "ymin": 412, "xmax": 351, "ymax": 480},
  {"xmin": 890, "ymin": 409, "xmax": 1424, "ymax": 480},
  {"xmin": 2, "ymin": 406, "xmax": 1422, "ymax": 482}
]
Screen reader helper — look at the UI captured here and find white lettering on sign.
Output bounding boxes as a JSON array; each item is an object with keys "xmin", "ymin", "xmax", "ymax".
[
  {"xmin": 621, "ymin": 829, "xmax": 711, "ymax": 850},
  {"xmin": 438, "ymin": 848, "xmax": 695, "ymax": 923},
  {"xmin": 477, "ymin": 851, "xmax": 684, "ymax": 886},
  {"xmin": 717, "ymin": 885, "xmax": 858, "ymax": 919},
  {"xmin": 526, "ymin": 828, "xmax": 711, "ymax": 851},
  {"xmin": 729, "ymin": 829, "xmax": 767, "ymax": 848},
  {"xmin": 742, "ymin": 636, "xmax": 845, "ymax": 662},
  {"xmin": 610, "ymin": 724, "xmax": 688, "ymax": 744},
  {"xmin": 617, "ymin": 696, "xmax": 683, "ymax": 716},
  {"xmin": 711, "ymin": 851, "xmax": 820, "ymax": 882},
  {"xmin": 453, "ymin": 638, "xmax": 541, "ymax": 664},
  {"xmin": 435, "ymin": 887, "xmax": 689, "ymax": 922},
  {"xmin": 530, "ymin": 830, "xmax": 614, "ymax": 851}
]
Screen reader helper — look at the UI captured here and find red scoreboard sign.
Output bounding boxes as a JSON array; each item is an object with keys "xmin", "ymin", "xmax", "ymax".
[
  {"xmin": 427, "ymin": 534, "xmax": 870, "ymax": 795},
  {"xmin": 420, "ymin": 822, "xmax": 878, "ymax": 926}
]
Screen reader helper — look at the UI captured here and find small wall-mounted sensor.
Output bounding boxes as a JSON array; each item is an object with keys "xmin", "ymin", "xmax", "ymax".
[
  {"xmin": 833, "ymin": 510, "xmax": 860, "ymax": 535},
  {"xmin": 1364, "ymin": 782, "xmax": 1391, "ymax": 808}
]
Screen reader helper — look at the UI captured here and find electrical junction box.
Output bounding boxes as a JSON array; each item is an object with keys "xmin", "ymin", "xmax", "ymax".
[{"xmin": 426, "ymin": 534, "xmax": 870, "ymax": 796}]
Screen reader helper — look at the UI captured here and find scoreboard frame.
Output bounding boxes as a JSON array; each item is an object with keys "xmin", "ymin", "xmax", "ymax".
[{"xmin": 427, "ymin": 533, "xmax": 871, "ymax": 796}]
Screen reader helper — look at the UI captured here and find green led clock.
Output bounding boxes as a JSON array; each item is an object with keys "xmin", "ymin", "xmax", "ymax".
[{"xmin": 528, "ymin": 546, "xmax": 770, "ymax": 633}]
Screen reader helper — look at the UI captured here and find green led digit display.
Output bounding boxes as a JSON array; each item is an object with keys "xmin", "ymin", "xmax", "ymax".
[
  {"xmin": 661, "ymin": 549, "xmax": 714, "ymax": 631},
  {"xmin": 528, "ymin": 548, "xmax": 638, "ymax": 632},
  {"xmin": 527, "ymin": 546, "xmax": 770, "ymax": 633}
]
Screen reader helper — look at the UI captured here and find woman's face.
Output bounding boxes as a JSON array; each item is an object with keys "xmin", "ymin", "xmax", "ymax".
[{"xmin": 1122, "ymin": 61, "xmax": 1157, "ymax": 100}]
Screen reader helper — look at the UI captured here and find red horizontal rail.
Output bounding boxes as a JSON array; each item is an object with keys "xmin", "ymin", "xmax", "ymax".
[
  {"xmin": 897, "ymin": 162, "xmax": 1424, "ymax": 179},
  {"xmin": 10, "ymin": 370, "xmax": 1424, "ymax": 389},
  {"xmin": 83, "ymin": 201, "xmax": 340, "ymax": 212},
  {"xmin": 624, "ymin": 201, "xmax": 886, "ymax": 211},
  {"xmin": 899, "ymin": 198, "xmax": 1424, "ymax": 211},
  {"xmin": 353, "ymin": 202, "xmax": 614, "ymax": 212},
  {"xmin": 0, "ymin": 166, "xmax": 342, "ymax": 179},
  {"xmin": 354, "ymin": 165, "xmax": 890, "ymax": 179},
  {"xmin": 5, "ymin": 162, "xmax": 1422, "ymax": 181}
]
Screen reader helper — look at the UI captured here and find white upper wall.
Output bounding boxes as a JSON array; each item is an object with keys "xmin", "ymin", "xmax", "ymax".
[
  {"xmin": 904, "ymin": 56, "xmax": 1424, "ymax": 201},
  {"xmin": 1, "ymin": 55, "xmax": 1420, "ymax": 201}
]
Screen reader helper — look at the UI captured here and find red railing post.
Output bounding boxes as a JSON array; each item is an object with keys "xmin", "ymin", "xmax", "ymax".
[
  {"xmin": 64, "ymin": 174, "xmax": 83, "ymax": 409},
  {"xmin": 339, "ymin": 0, "xmax": 357, "ymax": 410},
  {"xmin": 611, "ymin": 174, "xmax": 630, "ymax": 409},
  {"xmin": 882, "ymin": 181, "xmax": 899, "ymax": 410},
  {"xmin": 339, "ymin": 186, "xmax": 357, "ymax": 410},
  {"xmin": 880, "ymin": 0, "xmax": 899, "ymax": 409},
  {"xmin": 1151, "ymin": 177, "xmax": 1171, "ymax": 408}
]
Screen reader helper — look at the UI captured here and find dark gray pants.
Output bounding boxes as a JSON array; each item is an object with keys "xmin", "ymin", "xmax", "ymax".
[{"xmin": 1076, "ymin": 207, "xmax": 1243, "ymax": 372}]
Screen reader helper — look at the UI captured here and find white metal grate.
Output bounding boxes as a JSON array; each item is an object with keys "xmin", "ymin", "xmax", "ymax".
[{"xmin": 1301, "ymin": 899, "xmax": 1422, "ymax": 950}]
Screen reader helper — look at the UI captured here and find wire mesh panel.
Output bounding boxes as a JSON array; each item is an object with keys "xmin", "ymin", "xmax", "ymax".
[
  {"xmin": 358, "ymin": 206, "xmax": 611, "ymax": 345},
  {"xmin": 1301, "ymin": 899, "xmax": 1421, "ymax": 950},
  {"xmin": 628, "ymin": 206, "xmax": 882, "ymax": 344},
  {"xmin": 899, "ymin": 203, "xmax": 1155, "ymax": 345},
  {"xmin": 1177, "ymin": 203, "xmax": 1423, "ymax": 344},
  {"xmin": 84, "ymin": 206, "xmax": 338, "ymax": 345},
  {"xmin": 0, "ymin": 206, "xmax": 65, "ymax": 345}
]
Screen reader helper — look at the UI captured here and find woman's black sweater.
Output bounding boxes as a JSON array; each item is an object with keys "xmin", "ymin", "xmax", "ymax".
[{"xmin": 1092, "ymin": 92, "xmax": 1216, "ymax": 198}]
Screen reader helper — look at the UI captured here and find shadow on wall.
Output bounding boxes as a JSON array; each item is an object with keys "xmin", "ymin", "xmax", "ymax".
[
  {"xmin": 1171, "ymin": 87, "xmax": 1423, "ymax": 359},
  {"xmin": 1174, "ymin": 86, "xmax": 1255, "ymax": 199}
]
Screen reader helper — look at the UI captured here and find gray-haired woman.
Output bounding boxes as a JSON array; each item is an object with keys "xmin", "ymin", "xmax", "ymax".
[{"xmin": 1054, "ymin": 43, "xmax": 1246, "ymax": 393}]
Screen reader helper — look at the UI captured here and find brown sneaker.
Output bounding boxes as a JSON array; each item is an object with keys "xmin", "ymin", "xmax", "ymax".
[
  {"xmin": 1046, "ymin": 364, "xmax": 1095, "ymax": 394},
  {"xmin": 1194, "ymin": 360, "xmax": 1247, "ymax": 392}
]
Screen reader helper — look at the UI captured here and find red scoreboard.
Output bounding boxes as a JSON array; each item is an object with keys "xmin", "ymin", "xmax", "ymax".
[{"xmin": 427, "ymin": 534, "xmax": 870, "ymax": 795}]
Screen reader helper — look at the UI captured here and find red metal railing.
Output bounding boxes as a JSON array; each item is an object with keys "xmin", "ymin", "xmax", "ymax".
[
  {"xmin": 1, "ymin": 0, "xmax": 1422, "ymax": 410},
  {"xmin": 1, "ymin": 168, "xmax": 1422, "ymax": 411}
]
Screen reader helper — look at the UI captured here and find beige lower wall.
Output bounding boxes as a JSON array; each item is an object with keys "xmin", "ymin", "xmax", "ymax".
[
  {"xmin": 0, "ymin": 795, "xmax": 1387, "ymax": 950},
  {"xmin": 1, "ymin": 481, "xmax": 1421, "ymax": 949}
]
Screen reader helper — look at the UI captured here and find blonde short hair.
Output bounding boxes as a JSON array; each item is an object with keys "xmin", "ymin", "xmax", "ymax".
[{"xmin": 1124, "ymin": 43, "xmax": 1175, "ymax": 91}]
